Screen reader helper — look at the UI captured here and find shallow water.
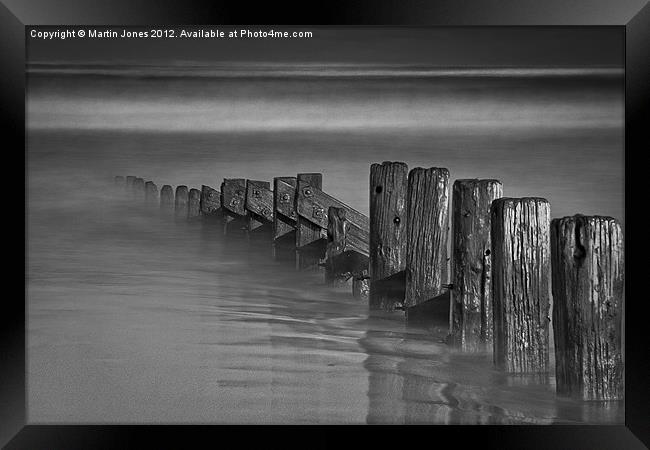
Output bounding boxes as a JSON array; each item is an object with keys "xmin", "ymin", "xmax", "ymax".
[{"xmin": 26, "ymin": 181, "xmax": 623, "ymax": 424}]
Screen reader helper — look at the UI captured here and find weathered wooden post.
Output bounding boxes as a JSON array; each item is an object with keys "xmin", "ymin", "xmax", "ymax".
[
  {"xmin": 245, "ymin": 180, "xmax": 273, "ymax": 239},
  {"xmin": 188, "ymin": 188, "xmax": 201, "ymax": 218},
  {"xmin": 145, "ymin": 181, "xmax": 158, "ymax": 206},
  {"xmin": 126, "ymin": 176, "xmax": 136, "ymax": 195},
  {"xmin": 325, "ymin": 206, "xmax": 370, "ymax": 297},
  {"xmin": 326, "ymin": 207, "xmax": 350, "ymax": 285},
  {"xmin": 133, "ymin": 177, "xmax": 145, "ymax": 202},
  {"xmin": 449, "ymin": 179, "xmax": 503, "ymax": 351},
  {"xmin": 551, "ymin": 215, "xmax": 624, "ymax": 400},
  {"xmin": 491, "ymin": 197, "xmax": 551, "ymax": 373},
  {"xmin": 404, "ymin": 167, "xmax": 450, "ymax": 315},
  {"xmin": 273, "ymin": 177, "xmax": 298, "ymax": 261},
  {"xmin": 220, "ymin": 178, "xmax": 247, "ymax": 235},
  {"xmin": 200, "ymin": 185, "xmax": 222, "ymax": 218},
  {"xmin": 160, "ymin": 185, "xmax": 174, "ymax": 212},
  {"xmin": 369, "ymin": 161, "xmax": 408, "ymax": 310},
  {"xmin": 295, "ymin": 173, "xmax": 323, "ymax": 270},
  {"xmin": 174, "ymin": 185, "xmax": 189, "ymax": 220}
]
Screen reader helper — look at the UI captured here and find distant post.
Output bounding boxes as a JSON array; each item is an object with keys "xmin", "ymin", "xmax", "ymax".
[
  {"xmin": 220, "ymin": 178, "xmax": 247, "ymax": 235},
  {"xmin": 295, "ymin": 173, "xmax": 323, "ymax": 270},
  {"xmin": 188, "ymin": 188, "xmax": 201, "ymax": 218},
  {"xmin": 174, "ymin": 185, "xmax": 189, "ymax": 220},
  {"xmin": 369, "ymin": 161, "xmax": 408, "ymax": 310},
  {"xmin": 551, "ymin": 215, "xmax": 624, "ymax": 400},
  {"xmin": 145, "ymin": 181, "xmax": 159, "ymax": 207},
  {"xmin": 404, "ymin": 167, "xmax": 450, "ymax": 308},
  {"xmin": 200, "ymin": 185, "xmax": 222, "ymax": 217},
  {"xmin": 133, "ymin": 178, "xmax": 145, "ymax": 202},
  {"xmin": 126, "ymin": 176, "xmax": 136, "ymax": 195},
  {"xmin": 160, "ymin": 185, "xmax": 174, "ymax": 212},
  {"xmin": 491, "ymin": 197, "xmax": 551, "ymax": 373},
  {"xmin": 449, "ymin": 179, "xmax": 503, "ymax": 351}
]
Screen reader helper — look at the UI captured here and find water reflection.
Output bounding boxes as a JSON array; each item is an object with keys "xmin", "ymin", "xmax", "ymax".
[{"xmin": 360, "ymin": 316, "xmax": 623, "ymax": 424}]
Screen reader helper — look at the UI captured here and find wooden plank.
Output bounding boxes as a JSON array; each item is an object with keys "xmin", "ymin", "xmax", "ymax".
[
  {"xmin": 245, "ymin": 180, "xmax": 273, "ymax": 230},
  {"xmin": 325, "ymin": 206, "xmax": 369, "ymax": 287},
  {"xmin": 449, "ymin": 179, "xmax": 503, "ymax": 352},
  {"xmin": 273, "ymin": 177, "xmax": 297, "ymax": 240},
  {"xmin": 296, "ymin": 182, "xmax": 369, "ymax": 232},
  {"xmin": 295, "ymin": 173, "xmax": 323, "ymax": 270},
  {"xmin": 404, "ymin": 167, "xmax": 450, "ymax": 309},
  {"xmin": 551, "ymin": 215, "xmax": 624, "ymax": 400},
  {"xmin": 144, "ymin": 181, "xmax": 158, "ymax": 206},
  {"xmin": 174, "ymin": 185, "xmax": 189, "ymax": 220},
  {"xmin": 160, "ymin": 185, "xmax": 174, "ymax": 212},
  {"xmin": 221, "ymin": 178, "xmax": 247, "ymax": 216},
  {"xmin": 406, "ymin": 291, "xmax": 451, "ymax": 326},
  {"xmin": 188, "ymin": 188, "xmax": 201, "ymax": 218},
  {"xmin": 133, "ymin": 177, "xmax": 145, "ymax": 201},
  {"xmin": 369, "ymin": 161, "xmax": 409, "ymax": 310},
  {"xmin": 491, "ymin": 197, "xmax": 551, "ymax": 373},
  {"xmin": 199, "ymin": 185, "xmax": 221, "ymax": 216}
]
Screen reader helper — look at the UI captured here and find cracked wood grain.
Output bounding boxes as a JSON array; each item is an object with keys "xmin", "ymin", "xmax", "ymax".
[
  {"xmin": 551, "ymin": 215, "xmax": 624, "ymax": 400},
  {"xmin": 491, "ymin": 197, "xmax": 551, "ymax": 373},
  {"xmin": 450, "ymin": 179, "xmax": 503, "ymax": 351}
]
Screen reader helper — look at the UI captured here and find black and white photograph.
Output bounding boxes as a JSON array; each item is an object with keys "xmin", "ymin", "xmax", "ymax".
[
  {"xmin": 2, "ymin": 1, "xmax": 647, "ymax": 445},
  {"xmin": 25, "ymin": 25, "xmax": 626, "ymax": 425}
]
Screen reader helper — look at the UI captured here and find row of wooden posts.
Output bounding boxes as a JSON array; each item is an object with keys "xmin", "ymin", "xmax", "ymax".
[{"xmin": 115, "ymin": 162, "xmax": 624, "ymax": 402}]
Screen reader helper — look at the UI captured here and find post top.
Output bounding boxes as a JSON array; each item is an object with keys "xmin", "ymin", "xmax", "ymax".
[
  {"xmin": 552, "ymin": 214, "xmax": 621, "ymax": 225},
  {"xmin": 371, "ymin": 161, "xmax": 408, "ymax": 168},
  {"xmin": 454, "ymin": 178, "xmax": 502, "ymax": 185},
  {"xmin": 493, "ymin": 196, "xmax": 548, "ymax": 205},
  {"xmin": 408, "ymin": 167, "xmax": 450, "ymax": 177}
]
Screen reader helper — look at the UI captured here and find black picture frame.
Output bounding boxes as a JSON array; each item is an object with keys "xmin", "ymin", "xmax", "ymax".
[{"xmin": 3, "ymin": 0, "xmax": 648, "ymax": 448}]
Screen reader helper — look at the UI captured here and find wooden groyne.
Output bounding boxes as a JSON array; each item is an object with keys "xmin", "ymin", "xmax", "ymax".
[{"xmin": 113, "ymin": 163, "xmax": 624, "ymax": 401}]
